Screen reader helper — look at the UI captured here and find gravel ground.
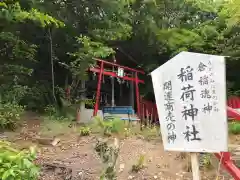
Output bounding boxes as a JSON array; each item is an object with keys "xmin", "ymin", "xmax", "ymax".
[{"xmin": 2, "ymin": 115, "xmax": 236, "ymax": 180}]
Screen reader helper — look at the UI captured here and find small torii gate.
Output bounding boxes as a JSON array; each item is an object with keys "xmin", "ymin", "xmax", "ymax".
[{"xmin": 89, "ymin": 58, "xmax": 145, "ymax": 116}]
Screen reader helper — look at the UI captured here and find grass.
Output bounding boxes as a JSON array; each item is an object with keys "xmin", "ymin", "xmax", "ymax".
[
  {"xmin": 90, "ymin": 116, "xmax": 126, "ymax": 136},
  {"xmin": 140, "ymin": 126, "xmax": 160, "ymax": 141},
  {"xmin": 17, "ymin": 111, "xmax": 161, "ymax": 141},
  {"xmin": 229, "ymin": 121, "xmax": 240, "ymax": 134},
  {"xmin": 131, "ymin": 154, "xmax": 145, "ymax": 172},
  {"xmin": 39, "ymin": 118, "xmax": 73, "ymax": 137},
  {"xmin": 86, "ymin": 117, "xmax": 161, "ymax": 141},
  {"xmin": 200, "ymin": 153, "xmax": 213, "ymax": 170},
  {"xmin": 126, "ymin": 125, "xmax": 160, "ymax": 141},
  {"xmin": 79, "ymin": 126, "xmax": 91, "ymax": 136}
]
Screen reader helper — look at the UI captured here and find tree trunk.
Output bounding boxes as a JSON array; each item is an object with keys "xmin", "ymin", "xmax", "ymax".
[{"xmin": 48, "ymin": 28, "xmax": 57, "ymax": 103}]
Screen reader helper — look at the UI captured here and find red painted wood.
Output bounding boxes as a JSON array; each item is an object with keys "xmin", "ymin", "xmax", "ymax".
[
  {"xmin": 94, "ymin": 58, "xmax": 145, "ymax": 74},
  {"xmin": 227, "ymin": 106, "xmax": 240, "ymax": 121},
  {"xmin": 93, "ymin": 61, "xmax": 104, "ymax": 116},
  {"xmin": 228, "ymin": 96, "xmax": 240, "ymax": 109},
  {"xmin": 140, "ymin": 99, "xmax": 158, "ymax": 123},
  {"xmin": 215, "ymin": 152, "xmax": 240, "ymax": 180},
  {"xmin": 89, "ymin": 67, "xmax": 144, "ymax": 84},
  {"xmin": 135, "ymin": 72, "xmax": 140, "ymax": 118},
  {"xmin": 91, "ymin": 58, "xmax": 145, "ymax": 116}
]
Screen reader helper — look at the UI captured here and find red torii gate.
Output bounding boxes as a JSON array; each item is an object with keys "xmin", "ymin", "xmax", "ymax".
[{"xmin": 89, "ymin": 58, "xmax": 145, "ymax": 116}]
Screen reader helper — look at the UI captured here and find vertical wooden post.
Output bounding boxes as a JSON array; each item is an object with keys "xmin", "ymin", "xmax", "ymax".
[
  {"xmin": 146, "ymin": 107, "xmax": 149, "ymax": 126},
  {"xmin": 80, "ymin": 80, "xmax": 86, "ymax": 111},
  {"xmin": 111, "ymin": 56, "xmax": 116, "ymax": 107},
  {"xmin": 135, "ymin": 72, "xmax": 140, "ymax": 117},
  {"xmin": 142, "ymin": 103, "xmax": 145, "ymax": 121},
  {"xmin": 93, "ymin": 61, "xmax": 104, "ymax": 116},
  {"xmin": 76, "ymin": 80, "xmax": 86, "ymax": 123},
  {"xmin": 111, "ymin": 70, "xmax": 115, "ymax": 107},
  {"xmin": 191, "ymin": 153, "xmax": 201, "ymax": 180},
  {"xmin": 130, "ymin": 72, "xmax": 135, "ymax": 109},
  {"xmin": 135, "ymin": 72, "xmax": 141, "ymax": 129},
  {"xmin": 150, "ymin": 107, "xmax": 153, "ymax": 125}
]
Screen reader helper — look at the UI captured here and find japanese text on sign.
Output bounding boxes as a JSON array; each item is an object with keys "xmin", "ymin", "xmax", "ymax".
[
  {"xmin": 163, "ymin": 80, "xmax": 177, "ymax": 143},
  {"xmin": 151, "ymin": 52, "xmax": 228, "ymax": 152}
]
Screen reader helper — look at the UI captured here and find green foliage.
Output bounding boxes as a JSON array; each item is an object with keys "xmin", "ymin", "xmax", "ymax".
[
  {"xmin": 39, "ymin": 119, "xmax": 72, "ymax": 137},
  {"xmin": 0, "ymin": 141, "xmax": 39, "ymax": 180},
  {"xmin": 229, "ymin": 121, "xmax": 240, "ymax": 134},
  {"xmin": 1, "ymin": 85, "xmax": 30, "ymax": 105},
  {"xmin": 141, "ymin": 126, "xmax": 160, "ymax": 141},
  {"xmin": 0, "ymin": 1, "xmax": 64, "ymax": 27},
  {"xmin": 43, "ymin": 105, "xmax": 70, "ymax": 121},
  {"xmin": 0, "ymin": 0, "xmax": 240, "ymax": 112},
  {"xmin": 122, "ymin": 125, "xmax": 160, "ymax": 140},
  {"xmin": 74, "ymin": 99, "xmax": 96, "ymax": 109},
  {"xmin": 219, "ymin": 0, "xmax": 240, "ymax": 27},
  {"xmin": 123, "ymin": 127, "xmax": 132, "ymax": 138},
  {"xmin": 0, "ymin": 32, "xmax": 36, "ymax": 98},
  {"xmin": 95, "ymin": 138, "xmax": 119, "ymax": 180},
  {"xmin": 79, "ymin": 126, "xmax": 91, "ymax": 136},
  {"xmin": 200, "ymin": 153, "xmax": 212, "ymax": 170},
  {"xmin": 185, "ymin": 0, "xmax": 219, "ymax": 13},
  {"xmin": 44, "ymin": 105, "xmax": 57, "ymax": 116},
  {"xmin": 94, "ymin": 117, "xmax": 125, "ymax": 136},
  {"xmin": 131, "ymin": 154, "xmax": 145, "ymax": 172},
  {"xmin": 0, "ymin": 0, "xmax": 65, "ymax": 113},
  {"xmin": 0, "ymin": 102, "xmax": 24, "ymax": 130},
  {"xmin": 0, "ymin": 32, "xmax": 37, "ymax": 62},
  {"xmin": 157, "ymin": 28, "xmax": 204, "ymax": 55},
  {"xmin": 67, "ymin": 35, "xmax": 115, "ymax": 79}
]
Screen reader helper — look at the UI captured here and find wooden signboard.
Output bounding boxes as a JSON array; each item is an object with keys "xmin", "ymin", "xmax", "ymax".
[{"xmin": 151, "ymin": 51, "xmax": 228, "ymax": 180}]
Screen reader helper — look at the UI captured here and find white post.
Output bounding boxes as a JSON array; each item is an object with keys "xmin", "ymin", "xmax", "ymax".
[
  {"xmin": 190, "ymin": 153, "xmax": 201, "ymax": 180},
  {"xmin": 80, "ymin": 80, "xmax": 85, "ymax": 111}
]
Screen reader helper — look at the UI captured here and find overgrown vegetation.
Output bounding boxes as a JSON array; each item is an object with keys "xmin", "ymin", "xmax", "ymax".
[
  {"xmin": 95, "ymin": 138, "xmax": 119, "ymax": 180},
  {"xmin": 0, "ymin": 102, "xmax": 25, "ymax": 130},
  {"xmin": 1, "ymin": 0, "xmax": 240, "ymax": 178},
  {"xmin": 138, "ymin": 126, "xmax": 160, "ymax": 141},
  {"xmin": 79, "ymin": 126, "xmax": 91, "ymax": 136},
  {"xmin": 0, "ymin": 0, "xmax": 240, "ymax": 118},
  {"xmin": 93, "ymin": 117, "xmax": 125, "ymax": 136},
  {"xmin": 199, "ymin": 153, "xmax": 213, "ymax": 170},
  {"xmin": 131, "ymin": 154, "xmax": 145, "ymax": 172},
  {"xmin": 0, "ymin": 141, "xmax": 39, "ymax": 180},
  {"xmin": 229, "ymin": 121, "xmax": 240, "ymax": 134}
]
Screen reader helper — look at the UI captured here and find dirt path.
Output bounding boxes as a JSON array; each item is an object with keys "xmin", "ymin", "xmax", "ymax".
[
  {"xmin": 1, "ymin": 116, "xmax": 236, "ymax": 180},
  {"xmin": 34, "ymin": 135, "xmax": 191, "ymax": 180},
  {"xmin": 33, "ymin": 134, "xmax": 226, "ymax": 180}
]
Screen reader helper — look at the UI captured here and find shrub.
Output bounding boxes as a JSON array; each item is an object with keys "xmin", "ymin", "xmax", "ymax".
[
  {"xmin": 94, "ymin": 116, "xmax": 125, "ymax": 136},
  {"xmin": 0, "ymin": 102, "xmax": 25, "ymax": 130},
  {"xmin": 229, "ymin": 121, "xmax": 240, "ymax": 134},
  {"xmin": 44, "ymin": 105, "xmax": 57, "ymax": 117},
  {"xmin": 199, "ymin": 153, "xmax": 213, "ymax": 170},
  {"xmin": 95, "ymin": 138, "xmax": 119, "ymax": 180},
  {"xmin": 79, "ymin": 126, "xmax": 91, "ymax": 136},
  {"xmin": 131, "ymin": 154, "xmax": 145, "ymax": 172},
  {"xmin": 0, "ymin": 141, "xmax": 39, "ymax": 180},
  {"xmin": 44, "ymin": 105, "xmax": 70, "ymax": 121},
  {"xmin": 123, "ymin": 127, "xmax": 131, "ymax": 137},
  {"xmin": 141, "ymin": 126, "xmax": 159, "ymax": 141}
]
